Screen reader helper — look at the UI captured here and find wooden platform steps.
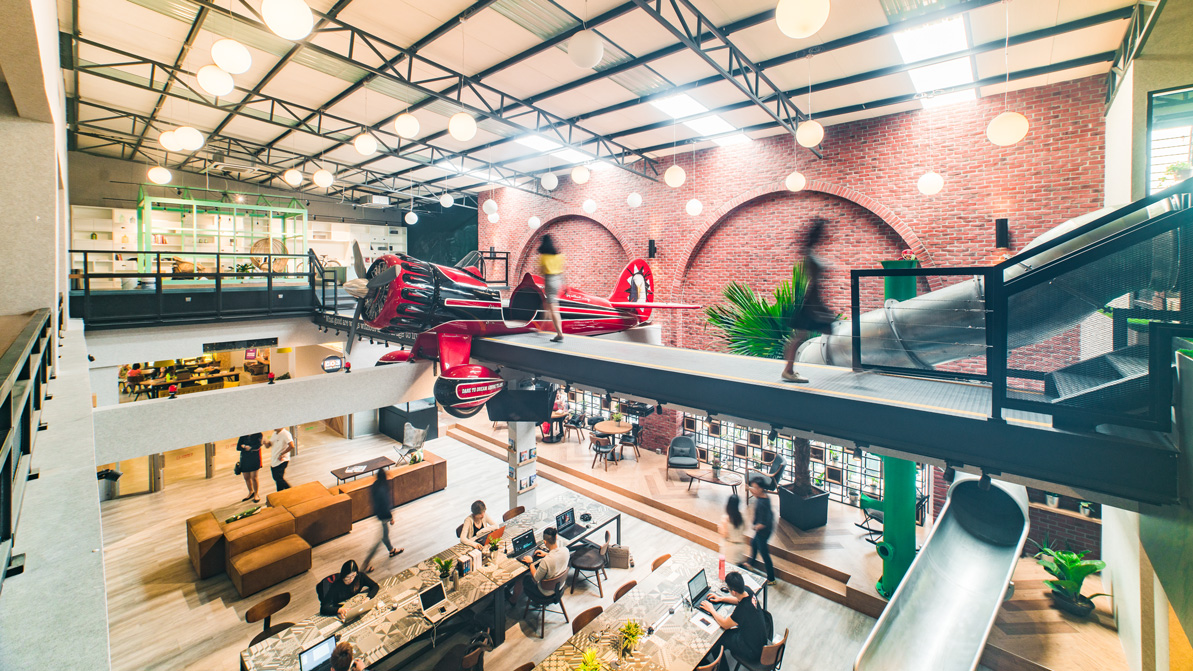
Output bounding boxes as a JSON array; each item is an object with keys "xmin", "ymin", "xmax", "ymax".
[{"xmin": 448, "ymin": 424, "xmax": 850, "ymax": 605}]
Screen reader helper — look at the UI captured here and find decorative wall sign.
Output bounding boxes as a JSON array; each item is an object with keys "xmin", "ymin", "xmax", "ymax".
[{"xmin": 321, "ymin": 355, "xmax": 344, "ymax": 373}]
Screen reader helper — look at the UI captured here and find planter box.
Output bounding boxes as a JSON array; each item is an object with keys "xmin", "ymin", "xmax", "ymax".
[{"xmin": 778, "ymin": 484, "xmax": 829, "ymax": 530}]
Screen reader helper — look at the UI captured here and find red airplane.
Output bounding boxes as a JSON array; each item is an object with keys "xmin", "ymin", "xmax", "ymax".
[{"xmin": 342, "ymin": 244, "xmax": 696, "ymax": 417}]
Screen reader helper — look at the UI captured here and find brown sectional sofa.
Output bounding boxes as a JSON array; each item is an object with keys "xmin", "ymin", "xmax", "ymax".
[
  {"xmin": 329, "ymin": 451, "xmax": 447, "ymax": 522},
  {"xmin": 228, "ymin": 535, "xmax": 311, "ymax": 598},
  {"xmin": 266, "ymin": 482, "xmax": 352, "ymax": 546}
]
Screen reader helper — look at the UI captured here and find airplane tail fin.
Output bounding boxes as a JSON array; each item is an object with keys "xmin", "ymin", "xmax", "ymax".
[{"xmin": 609, "ymin": 259, "xmax": 654, "ymax": 323}]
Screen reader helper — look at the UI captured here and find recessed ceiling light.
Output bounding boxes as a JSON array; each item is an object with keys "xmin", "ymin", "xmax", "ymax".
[
  {"xmin": 651, "ymin": 94, "xmax": 708, "ymax": 118},
  {"xmin": 683, "ymin": 115, "xmax": 736, "ymax": 136},
  {"xmin": 893, "ymin": 17, "xmax": 968, "ymax": 64}
]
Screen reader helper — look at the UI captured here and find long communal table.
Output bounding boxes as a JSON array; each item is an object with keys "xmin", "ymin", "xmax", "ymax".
[
  {"xmin": 240, "ymin": 492, "xmax": 621, "ymax": 671},
  {"xmin": 535, "ymin": 546, "xmax": 768, "ymax": 671}
]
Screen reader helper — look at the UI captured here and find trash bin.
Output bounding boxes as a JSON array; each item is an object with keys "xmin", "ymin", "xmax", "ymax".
[{"xmin": 97, "ymin": 469, "xmax": 122, "ymax": 501}]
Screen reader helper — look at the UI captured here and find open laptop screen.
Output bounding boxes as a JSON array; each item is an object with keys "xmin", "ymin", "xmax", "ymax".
[
  {"xmin": 299, "ymin": 635, "xmax": 335, "ymax": 671},
  {"xmin": 510, "ymin": 529, "xmax": 536, "ymax": 555},
  {"xmin": 419, "ymin": 582, "xmax": 446, "ymax": 611},
  {"xmin": 555, "ymin": 508, "xmax": 575, "ymax": 530},
  {"xmin": 687, "ymin": 569, "xmax": 708, "ymax": 603}
]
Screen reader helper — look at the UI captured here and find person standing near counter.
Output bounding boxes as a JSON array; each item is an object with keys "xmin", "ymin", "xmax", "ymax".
[
  {"xmin": 237, "ymin": 432, "xmax": 263, "ymax": 502},
  {"xmin": 269, "ymin": 427, "xmax": 295, "ymax": 492}
]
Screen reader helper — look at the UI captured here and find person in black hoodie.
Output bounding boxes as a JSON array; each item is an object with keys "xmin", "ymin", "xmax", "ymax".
[
  {"xmin": 701, "ymin": 571, "xmax": 768, "ymax": 664},
  {"xmin": 317, "ymin": 560, "xmax": 378, "ymax": 618},
  {"xmin": 363, "ymin": 467, "xmax": 403, "ymax": 573}
]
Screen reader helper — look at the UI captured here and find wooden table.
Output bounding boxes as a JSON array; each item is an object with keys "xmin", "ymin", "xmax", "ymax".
[
  {"xmin": 541, "ymin": 410, "xmax": 569, "ymax": 444},
  {"xmin": 135, "ymin": 371, "xmax": 240, "ymax": 398},
  {"xmin": 593, "ymin": 421, "xmax": 634, "ymax": 460},
  {"xmin": 330, "ymin": 456, "xmax": 396, "ymax": 484},
  {"xmin": 687, "ymin": 470, "xmax": 744, "ymax": 497}
]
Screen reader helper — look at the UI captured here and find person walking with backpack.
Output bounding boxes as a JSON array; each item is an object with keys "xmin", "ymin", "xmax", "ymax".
[{"xmin": 364, "ymin": 466, "xmax": 403, "ymax": 572}]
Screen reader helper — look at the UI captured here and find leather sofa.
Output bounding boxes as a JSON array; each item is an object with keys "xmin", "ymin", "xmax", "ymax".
[
  {"xmin": 186, "ymin": 505, "xmax": 295, "ymax": 580},
  {"xmin": 329, "ymin": 450, "xmax": 447, "ymax": 522},
  {"xmin": 266, "ymin": 482, "xmax": 353, "ymax": 546},
  {"xmin": 228, "ymin": 534, "xmax": 311, "ymax": 598}
]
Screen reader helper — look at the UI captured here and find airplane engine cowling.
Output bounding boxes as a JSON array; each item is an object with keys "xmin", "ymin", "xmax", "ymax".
[{"xmin": 434, "ymin": 364, "xmax": 504, "ymax": 418}]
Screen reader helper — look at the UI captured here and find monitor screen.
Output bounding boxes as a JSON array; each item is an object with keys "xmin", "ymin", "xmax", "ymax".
[
  {"xmin": 419, "ymin": 582, "xmax": 446, "ymax": 611},
  {"xmin": 299, "ymin": 636, "xmax": 335, "ymax": 671},
  {"xmin": 485, "ymin": 384, "xmax": 558, "ymax": 422},
  {"xmin": 687, "ymin": 569, "xmax": 708, "ymax": 602},
  {"xmin": 511, "ymin": 529, "xmax": 535, "ymax": 554},
  {"xmin": 555, "ymin": 508, "xmax": 575, "ymax": 530}
]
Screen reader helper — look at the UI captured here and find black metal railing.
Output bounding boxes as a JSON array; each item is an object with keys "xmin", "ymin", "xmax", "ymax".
[{"xmin": 479, "ymin": 247, "xmax": 510, "ymax": 286}]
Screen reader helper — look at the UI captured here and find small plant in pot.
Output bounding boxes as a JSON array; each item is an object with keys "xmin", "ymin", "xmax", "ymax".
[
  {"xmin": 575, "ymin": 648, "xmax": 603, "ymax": 671},
  {"xmin": 1032, "ymin": 542, "xmax": 1108, "ymax": 617},
  {"xmin": 1044, "ymin": 492, "xmax": 1060, "ymax": 508},
  {"xmin": 432, "ymin": 557, "xmax": 455, "ymax": 587},
  {"xmin": 848, "ymin": 488, "xmax": 860, "ymax": 506},
  {"xmin": 711, "ymin": 456, "xmax": 722, "ymax": 478},
  {"xmin": 617, "ymin": 619, "xmax": 644, "ymax": 659}
]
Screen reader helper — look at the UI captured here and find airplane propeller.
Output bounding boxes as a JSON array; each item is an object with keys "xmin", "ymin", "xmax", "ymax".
[{"xmin": 343, "ymin": 241, "xmax": 397, "ymax": 354}]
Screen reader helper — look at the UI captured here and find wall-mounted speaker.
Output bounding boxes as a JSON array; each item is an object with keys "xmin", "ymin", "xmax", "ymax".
[
  {"xmin": 648, "ymin": 239, "xmax": 657, "ymax": 258},
  {"xmin": 995, "ymin": 218, "xmax": 1009, "ymax": 249}
]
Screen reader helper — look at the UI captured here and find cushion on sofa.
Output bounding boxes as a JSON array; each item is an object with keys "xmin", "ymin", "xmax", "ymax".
[
  {"xmin": 392, "ymin": 461, "xmax": 434, "ymax": 506},
  {"xmin": 186, "ymin": 512, "xmax": 225, "ymax": 579},
  {"xmin": 332, "ymin": 475, "xmax": 379, "ymax": 522},
  {"xmin": 266, "ymin": 481, "xmax": 331, "ymax": 509},
  {"xmin": 223, "ymin": 508, "xmax": 296, "ymax": 560},
  {"xmin": 228, "ymin": 534, "xmax": 311, "ymax": 598},
  {"xmin": 284, "ymin": 493, "xmax": 352, "ymax": 546}
]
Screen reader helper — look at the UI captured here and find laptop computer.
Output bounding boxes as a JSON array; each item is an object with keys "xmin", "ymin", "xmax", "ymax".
[
  {"xmin": 298, "ymin": 635, "xmax": 336, "ymax": 671},
  {"xmin": 505, "ymin": 529, "xmax": 538, "ymax": 559},
  {"xmin": 418, "ymin": 582, "xmax": 458, "ymax": 624},
  {"xmin": 338, "ymin": 596, "xmax": 378, "ymax": 623},
  {"xmin": 476, "ymin": 525, "xmax": 505, "ymax": 546},
  {"xmin": 688, "ymin": 569, "xmax": 731, "ymax": 613},
  {"xmin": 555, "ymin": 508, "xmax": 584, "ymax": 540}
]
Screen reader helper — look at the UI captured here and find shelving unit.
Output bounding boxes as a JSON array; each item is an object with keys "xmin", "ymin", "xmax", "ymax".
[{"xmin": 70, "ymin": 206, "xmax": 139, "ymax": 290}]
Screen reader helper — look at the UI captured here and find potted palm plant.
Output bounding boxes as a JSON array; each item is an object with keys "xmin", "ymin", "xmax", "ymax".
[
  {"xmin": 432, "ymin": 557, "xmax": 455, "ymax": 590},
  {"xmin": 1033, "ymin": 543, "xmax": 1109, "ymax": 617}
]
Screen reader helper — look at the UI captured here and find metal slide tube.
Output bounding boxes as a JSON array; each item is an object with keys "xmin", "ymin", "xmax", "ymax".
[
  {"xmin": 800, "ymin": 201, "xmax": 1178, "ymax": 368},
  {"xmin": 854, "ymin": 476, "xmax": 1030, "ymax": 671}
]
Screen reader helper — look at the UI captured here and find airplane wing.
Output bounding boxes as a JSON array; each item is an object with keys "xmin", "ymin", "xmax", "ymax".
[{"xmin": 608, "ymin": 301, "xmax": 700, "ymax": 309}]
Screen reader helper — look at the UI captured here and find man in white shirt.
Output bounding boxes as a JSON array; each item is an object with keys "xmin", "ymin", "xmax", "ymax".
[
  {"xmin": 521, "ymin": 527, "xmax": 569, "ymax": 596},
  {"xmin": 269, "ymin": 427, "xmax": 295, "ymax": 492}
]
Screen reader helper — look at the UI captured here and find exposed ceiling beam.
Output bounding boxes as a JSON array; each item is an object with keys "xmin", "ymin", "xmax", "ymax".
[
  {"xmin": 1105, "ymin": 0, "xmax": 1167, "ymax": 110},
  {"xmin": 126, "ymin": 5, "xmax": 210, "ymax": 159}
]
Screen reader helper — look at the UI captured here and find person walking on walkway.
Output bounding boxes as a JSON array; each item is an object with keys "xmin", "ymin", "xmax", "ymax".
[
  {"xmin": 268, "ymin": 426, "xmax": 295, "ymax": 492},
  {"xmin": 746, "ymin": 479, "xmax": 776, "ymax": 585},
  {"xmin": 719, "ymin": 494, "xmax": 749, "ymax": 566},
  {"xmin": 537, "ymin": 234, "xmax": 566, "ymax": 342},
  {"xmin": 364, "ymin": 466, "xmax": 403, "ymax": 572},
  {"xmin": 237, "ymin": 432, "xmax": 263, "ymax": 502},
  {"xmin": 782, "ymin": 217, "xmax": 834, "ymax": 383}
]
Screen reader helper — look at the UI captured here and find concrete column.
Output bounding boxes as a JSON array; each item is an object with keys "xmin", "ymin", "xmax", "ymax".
[
  {"xmin": 508, "ymin": 421, "xmax": 537, "ymax": 512},
  {"xmin": 204, "ymin": 442, "xmax": 216, "ymax": 479},
  {"xmin": 148, "ymin": 453, "xmax": 164, "ymax": 492}
]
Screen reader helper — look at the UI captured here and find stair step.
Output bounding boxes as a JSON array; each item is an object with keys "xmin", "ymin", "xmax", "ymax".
[
  {"xmin": 1105, "ymin": 352, "xmax": 1149, "ymax": 378},
  {"xmin": 1049, "ymin": 371, "xmax": 1116, "ymax": 398},
  {"xmin": 445, "ymin": 426, "xmax": 851, "ymax": 604}
]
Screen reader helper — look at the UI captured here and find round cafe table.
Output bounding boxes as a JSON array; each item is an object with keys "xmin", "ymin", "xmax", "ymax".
[{"xmin": 593, "ymin": 421, "xmax": 633, "ymax": 461}]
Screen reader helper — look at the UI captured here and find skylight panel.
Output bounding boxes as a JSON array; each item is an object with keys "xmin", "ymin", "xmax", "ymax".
[
  {"xmin": 920, "ymin": 90, "xmax": 977, "ymax": 109},
  {"xmin": 892, "ymin": 16, "xmax": 969, "ymax": 64},
  {"xmin": 551, "ymin": 148, "xmax": 590, "ymax": 164},
  {"xmin": 651, "ymin": 94, "xmax": 708, "ymax": 118},
  {"xmin": 714, "ymin": 133, "xmax": 753, "ymax": 147},
  {"xmin": 683, "ymin": 115, "xmax": 736, "ymax": 136},
  {"xmin": 907, "ymin": 57, "xmax": 973, "ymax": 93},
  {"xmin": 516, "ymin": 134, "xmax": 562, "ymax": 152}
]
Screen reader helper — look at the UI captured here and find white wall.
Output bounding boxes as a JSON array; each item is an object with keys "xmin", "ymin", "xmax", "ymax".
[
  {"xmin": 92, "ymin": 361, "xmax": 434, "ymax": 464},
  {"xmin": 1104, "ymin": 64, "xmax": 1134, "ymax": 207},
  {"xmin": 1104, "ymin": 506, "xmax": 1146, "ymax": 671}
]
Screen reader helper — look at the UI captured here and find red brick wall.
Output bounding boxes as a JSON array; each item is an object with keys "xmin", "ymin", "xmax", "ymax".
[
  {"xmin": 478, "ymin": 76, "xmax": 1106, "ymax": 351},
  {"xmin": 514, "ymin": 215, "xmax": 631, "ymax": 294}
]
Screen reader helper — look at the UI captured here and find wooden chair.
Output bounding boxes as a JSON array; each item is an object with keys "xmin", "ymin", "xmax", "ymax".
[
  {"xmin": 503, "ymin": 506, "xmax": 525, "ymax": 522},
  {"xmin": 524, "ymin": 573, "xmax": 569, "ymax": 638},
  {"xmin": 651, "ymin": 554, "xmax": 671, "ymax": 572},
  {"xmin": 590, "ymin": 434, "xmax": 616, "ymax": 471},
  {"xmin": 245, "ymin": 592, "xmax": 294, "ymax": 647},
  {"xmin": 696, "ymin": 648, "xmax": 724, "ymax": 671},
  {"xmin": 563, "ymin": 413, "xmax": 587, "ymax": 443},
  {"xmin": 734, "ymin": 628, "xmax": 789, "ymax": 671},
  {"xmin": 569, "ymin": 533, "xmax": 609, "ymax": 596},
  {"xmin": 571, "ymin": 605, "xmax": 604, "ymax": 635},
  {"xmin": 619, "ymin": 424, "xmax": 643, "ymax": 460},
  {"xmin": 455, "ymin": 524, "xmax": 464, "ymax": 542},
  {"xmin": 432, "ymin": 644, "xmax": 485, "ymax": 671},
  {"xmin": 613, "ymin": 580, "xmax": 637, "ymax": 603}
]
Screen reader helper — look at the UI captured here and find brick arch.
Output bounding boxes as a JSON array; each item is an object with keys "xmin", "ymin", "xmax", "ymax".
[
  {"xmin": 669, "ymin": 178, "xmax": 936, "ymax": 299},
  {"xmin": 512, "ymin": 213, "xmax": 633, "ymax": 279}
]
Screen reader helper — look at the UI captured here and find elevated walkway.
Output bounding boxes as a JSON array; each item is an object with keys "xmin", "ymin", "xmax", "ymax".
[{"xmin": 471, "ymin": 333, "xmax": 1178, "ymax": 506}]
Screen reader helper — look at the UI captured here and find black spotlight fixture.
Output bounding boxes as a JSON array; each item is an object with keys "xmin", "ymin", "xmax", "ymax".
[
  {"xmin": 604, "ymin": 391, "xmax": 613, "ymax": 403},
  {"xmin": 979, "ymin": 472, "xmax": 991, "ymax": 491},
  {"xmin": 655, "ymin": 403, "xmax": 664, "ymax": 415},
  {"xmin": 852, "ymin": 446, "xmax": 863, "ymax": 459},
  {"xmin": 943, "ymin": 463, "xmax": 957, "ymax": 483},
  {"xmin": 768, "ymin": 427, "xmax": 778, "ymax": 443}
]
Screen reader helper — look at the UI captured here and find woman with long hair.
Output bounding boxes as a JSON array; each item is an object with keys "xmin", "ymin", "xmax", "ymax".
[
  {"xmin": 236, "ymin": 432, "xmax": 263, "ymax": 502},
  {"xmin": 719, "ymin": 494, "xmax": 748, "ymax": 566},
  {"xmin": 537, "ymin": 234, "xmax": 566, "ymax": 342},
  {"xmin": 317, "ymin": 559, "xmax": 379, "ymax": 618}
]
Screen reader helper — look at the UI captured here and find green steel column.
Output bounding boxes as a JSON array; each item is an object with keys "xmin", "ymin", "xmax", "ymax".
[{"xmin": 874, "ymin": 258, "xmax": 919, "ymax": 598}]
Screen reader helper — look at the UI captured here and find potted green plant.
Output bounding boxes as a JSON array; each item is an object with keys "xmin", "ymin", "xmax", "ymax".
[
  {"xmin": 1044, "ymin": 492, "xmax": 1060, "ymax": 508},
  {"xmin": 1166, "ymin": 161, "xmax": 1192, "ymax": 182},
  {"xmin": 711, "ymin": 456, "xmax": 722, "ymax": 479},
  {"xmin": 847, "ymin": 488, "xmax": 860, "ymax": 506},
  {"xmin": 617, "ymin": 620, "xmax": 644, "ymax": 659},
  {"xmin": 487, "ymin": 535, "xmax": 500, "ymax": 554},
  {"xmin": 778, "ymin": 437, "xmax": 830, "ymax": 530},
  {"xmin": 432, "ymin": 557, "xmax": 454, "ymax": 589},
  {"xmin": 1033, "ymin": 543, "xmax": 1108, "ymax": 617},
  {"xmin": 610, "ymin": 412, "xmax": 624, "ymax": 424},
  {"xmin": 1079, "ymin": 501, "xmax": 1095, "ymax": 517},
  {"xmin": 575, "ymin": 648, "xmax": 603, "ymax": 671}
]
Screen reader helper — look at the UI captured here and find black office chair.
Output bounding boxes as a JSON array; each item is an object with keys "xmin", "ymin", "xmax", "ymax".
[
  {"xmin": 590, "ymin": 435, "xmax": 616, "ymax": 471},
  {"xmin": 524, "ymin": 573, "xmax": 569, "ymax": 638},
  {"xmin": 856, "ymin": 494, "xmax": 928, "ymax": 545},
  {"xmin": 666, "ymin": 436, "xmax": 699, "ymax": 480},
  {"xmin": 619, "ymin": 424, "xmax": 643, "ymax": 460},
  {"xmin": 563, "ymin": 413, "xmax": 587, "ymax": 443}
]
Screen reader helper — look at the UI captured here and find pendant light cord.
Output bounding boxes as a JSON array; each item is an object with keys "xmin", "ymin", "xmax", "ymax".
[{"xmin": 1003, "ymin": 0, "xmax": 1010, "ymax": 113}]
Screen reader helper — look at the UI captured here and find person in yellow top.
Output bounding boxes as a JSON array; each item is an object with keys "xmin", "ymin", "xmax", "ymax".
[{"xmin": 538, "ymin": 234, "xmax": 566, "ymax": 342}]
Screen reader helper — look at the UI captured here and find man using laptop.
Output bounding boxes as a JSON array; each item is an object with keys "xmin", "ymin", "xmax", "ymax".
[
  {"xmin": 330, "ymin": 641, "xmax": 363, "ymax": 671},
  {"xmin": 699, "ymin": 571, "xmax": 768, "ymax": 665},
  {"xmin": 521, "ymin": 526, "xmax": 569, "ymax": 596}
]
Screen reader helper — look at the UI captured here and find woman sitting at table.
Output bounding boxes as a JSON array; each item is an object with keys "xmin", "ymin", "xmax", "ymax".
[
  {"xmin": 317, "ymin": 560, "xmax": 379, "ymax": 618},
  {"xmin": 459, "ymin": 500, "xmax": 497, "ymax": 548},
  {"xmin": 157, "ymin": 365, "xmax": 177, "ymax": 382},
  {"xmin": 700, "ymin": 571, "xmax": 768, "ymax": 664}
]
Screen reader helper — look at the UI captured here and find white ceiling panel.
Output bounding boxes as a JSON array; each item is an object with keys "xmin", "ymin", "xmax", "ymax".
[
  {"xmin": 339, "ymin": 0, "xmax": 475, "ymax": 51},
  {"xmin": 594, "ymin": 11, "xmax": 684, "ymax": 60},
  {"xmin": 260, "ymin": 63, "xmax": 358, "ymax": 109},
  {"xmin": 822, "ymin": 100, "xmax": 923, "ymax": 127},
  {"xmin": 79, "ymin": 75, "xmax": 162, "ymax": 116},
  {"xmin": 79, "ymin": 0, "xmax": 193, "ymax": 64}
]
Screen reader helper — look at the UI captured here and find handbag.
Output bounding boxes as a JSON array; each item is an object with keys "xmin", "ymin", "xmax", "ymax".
[
  {"xmin": 234, "ymin": 462, "xmax": 242, "ymax": 476},
  {"xmin": 607, "ymin": 544, "xmax": 633, "ymax": 569}
]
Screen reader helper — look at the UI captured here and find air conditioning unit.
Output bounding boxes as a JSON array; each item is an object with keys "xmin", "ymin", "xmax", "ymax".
[
  {"xmin": 356, "ymin": 195, "xmax": 391, "ymax": 208},
  {"xmin": 207, "ymin": 153, "xmax": 260, "ymax": 175}
]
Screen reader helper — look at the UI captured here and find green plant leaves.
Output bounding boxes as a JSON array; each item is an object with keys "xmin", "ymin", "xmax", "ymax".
[{"xmin": 703, "ymin": 262, "xmax": 814, "ymax": 359}]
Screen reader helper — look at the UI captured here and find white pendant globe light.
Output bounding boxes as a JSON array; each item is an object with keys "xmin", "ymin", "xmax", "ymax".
[
  {"xmin": 394, "ymin": 113, "xmax": 420, "ymax": 139},
  {"xmin": 568, "ymin": 29, "xmax": 604, "ymax": 69},
  {"xmin": 664, "ymin": 164, "xmax": 686, "ymax": 188},
  {"xmin": 775, "ymin": 0, "xmax": 831, "ymax": 39},
  {"xmin": 404, "ymin": 211, "xmax": 419, "ymax": 225},
  {"xmin": 487, "ymin": 212, "xmax": 500, "ymax": 224},
  {"xmin": 540, "ymin": 172, "xmax": 558, "ymax": 191},
  {"xmin": 528, "ymin": 216, "xmax": 541, "ymax": 229},
  {"xmin": 582, "ymin": 199, "xmax": 597, "ymax": 214},
  {"xmin": 312, "ymin": 168, "xmax": 334, "ymax": 188},
  {"xmin": 439, "ymin": 194, "xmax": 454, "ymax": 208},
  {"xmin": 686, "ymin": 198, "xmax": 703, "ymax": 216},
  {"xmin": 158, "ymin": 130, "xmax": 183, "ymax": 152},
  {"xmin": 262, "ymin": 0, "xmax": 314, "ymax": 41},
  {"xmin": 448, "ymin": 113, "xmax": 477, "ymax": 141},
  {"xmin": 785, "ymin": 171, "xmax": 807, "ymax": 192},
  {"xmin": 482, "ymin": 199, "xmax": 498, "ymax": 215},
  {"xmin": 917, "ymin": 171, "xmax": 944, "ymax": 196},
  {"xmin": 353, "ymin": 133, "xmax": 377, "ymax": 156},
  {"xmin": 147, "ymin": 166, "xmax": 172, "ymax": 185},
  {"xmin": 627, "ymin": 192, "xmax": 643, "ymax": 208},
  {"xmin": 174, "ymin": 126, "xmax": 204, "ymax": 151},
  {"xmin": 796, "ymin": 120, "xmax": 824, "ymax": 147},
  {"xmin": 282, "ymin": 169, "xmax": 303, "ymax": 187},
  {"xmin": 211, "ymin": 39, "xmax": 251, "ymax": 74},
  {"xmin": 571, "ymin": 165, "xmax": 591, "ymax": 184},
  {"xmin": 197, "ymin": 64, "xmax": 235, "ymax": 97},
  {"xmin": 986, "ymin": 111, "xmax": 1029, "ymax": 147}
]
